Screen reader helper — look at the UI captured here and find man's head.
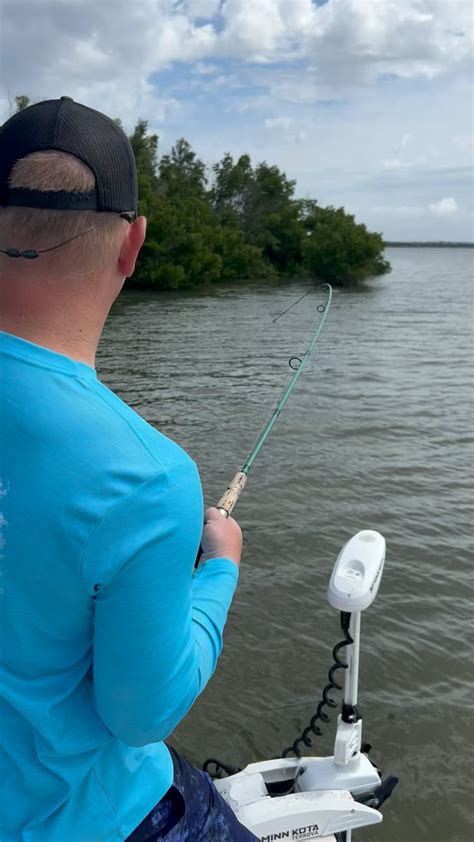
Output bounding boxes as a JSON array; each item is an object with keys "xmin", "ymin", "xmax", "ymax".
[{"xmin": 0, "ymin": 97, "xmax": 146, "ymax": 288}]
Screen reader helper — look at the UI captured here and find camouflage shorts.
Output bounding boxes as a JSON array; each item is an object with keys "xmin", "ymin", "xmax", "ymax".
[{"xmin": 126, "ymin": 746, "xmax": 259, "ymax": 841}]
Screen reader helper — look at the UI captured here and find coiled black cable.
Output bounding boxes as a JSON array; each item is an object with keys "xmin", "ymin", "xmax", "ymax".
[
  {"xmin": 202, "ymin": 758, "xmax": 241, "ymax": 779},
  {"xmin": 202, "ymin": 612, "xmax": 353, "ymax": 777},
  {"xmin": 280, "ymin": 611, "xmax": 353, "ymax": 758}
]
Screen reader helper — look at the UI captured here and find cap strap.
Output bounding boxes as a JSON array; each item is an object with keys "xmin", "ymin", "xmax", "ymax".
[{"xmin": 6, "ymin": 187, "xmax": 98, "ymax": 211}]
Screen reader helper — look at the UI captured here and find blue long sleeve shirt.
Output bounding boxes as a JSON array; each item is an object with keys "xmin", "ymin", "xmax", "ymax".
[{"xmin": 0, "ymin": 331, "xmax": 239, "ymax": 842}]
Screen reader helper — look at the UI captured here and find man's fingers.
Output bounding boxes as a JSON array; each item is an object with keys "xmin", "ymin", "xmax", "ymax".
[{"xmin": 204, "ymin": 506, "xmax": 226, "ymax": 523}]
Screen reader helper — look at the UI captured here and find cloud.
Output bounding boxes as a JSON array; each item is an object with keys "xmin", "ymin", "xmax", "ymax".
[
  {"xmin": 452, "ymin": 134, "xmax": 473, "ymax": 153},
  {"xmin": 264, "ymin": 115, "xmax": 308, "ymax": 144},
  {"xmin": 1, "ymin": 0, "xmax": 473, "ymax": 126},
  {"xmin": 371, "ymin": 205, "xmax": 424, "ymax": 217},
  {"xmin": 194, "ymin": 62, "xmax": 220, "ymax": 75},
  {"xmin": 429, "ymin": 197, "xmax": 459, "ymax": 217},
  {"xmin": 213, "ymin": 0, "xmax": 473, "ymax": 81},
  {"xmin": 309, "ymin": 0, "xmax": 473, "ymax": 84},
  {"xmin": 381, "ymin": 158, "xmax": 409, "ymax": 171},
  {"xmin": 184, "ymin": 0, "xmax": 222, "ymax": 18},
  {"xmin": 1, "ymin": 0, "xmax": 472, "ymax": 239},
  {"xmin": 264, "ymin": 117, "xmax": 295, "ymax": 131},
  {"xmin": 380, "ymin": 135, "xmax": 428, "ymax": 171},
  {"xmin": 0, "ymin": 0, "xmax": 218, "ymax": 126}
]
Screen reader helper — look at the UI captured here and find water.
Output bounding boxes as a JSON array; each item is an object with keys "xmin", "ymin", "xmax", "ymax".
[{"xmin": 98, "ymin": 248, "xmax": 474, "ymax": 842}]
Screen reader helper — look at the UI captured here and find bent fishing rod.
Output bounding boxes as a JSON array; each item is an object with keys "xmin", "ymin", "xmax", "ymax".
[{"xmin": 215, "ymin": 283, "xmax": 333, "ymax": 517}]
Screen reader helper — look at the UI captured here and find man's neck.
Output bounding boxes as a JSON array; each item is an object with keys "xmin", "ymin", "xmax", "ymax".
[
  {"xmin": 0, "ymin": 317, "xmax": 100, "ymax": 367},
  {"xmin": 0, "ymin": 273, "xmax": 116, "ymax": 367}
]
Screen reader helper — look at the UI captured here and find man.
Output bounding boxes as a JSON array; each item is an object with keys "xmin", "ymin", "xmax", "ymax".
[{"xmin": 0, "ymin": 98, "xmax": 258, "ymax": 841}]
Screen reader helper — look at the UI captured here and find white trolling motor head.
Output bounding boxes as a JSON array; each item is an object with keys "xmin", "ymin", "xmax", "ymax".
[
  {"xmin": 328, "ymin": 530, "xmax": 385, "ymax": 613},
  {"xmin": 214, "ymin": 529, "xmax": 397, "ymax": 842}
]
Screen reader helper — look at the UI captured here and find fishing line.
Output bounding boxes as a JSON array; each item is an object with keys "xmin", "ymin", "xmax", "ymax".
[
  {"xmin": 215, "ymin": 283, "xmax": 333, "ymax": 515},
  {"xmin": 271, "ymin": 288, "xmax": 313, "ymax": 324}
]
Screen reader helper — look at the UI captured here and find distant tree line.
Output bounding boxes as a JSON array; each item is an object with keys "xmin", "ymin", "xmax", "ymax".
[
  {"xmin": 13, "ymin": 96, "xmax": 391, "ymax": 288},
  {"xmin": 385, "ymin": 241, "xmax": 473, "ymax": 248}
]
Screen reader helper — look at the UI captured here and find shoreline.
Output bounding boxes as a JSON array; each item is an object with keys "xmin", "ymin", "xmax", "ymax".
[{"xmin": 384, "ymin": 241, "xmax": 474, "ymax": 248}]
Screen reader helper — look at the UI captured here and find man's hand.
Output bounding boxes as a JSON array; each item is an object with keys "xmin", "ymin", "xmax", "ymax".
[{"xmin": 199, "ymin": 507, "xmax": 242, "ymax": 568}]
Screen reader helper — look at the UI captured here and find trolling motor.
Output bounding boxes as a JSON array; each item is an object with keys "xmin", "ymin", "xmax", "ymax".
[{"xmin": 212, "ymin": 530, "xmax": 398, "ymax": 841}]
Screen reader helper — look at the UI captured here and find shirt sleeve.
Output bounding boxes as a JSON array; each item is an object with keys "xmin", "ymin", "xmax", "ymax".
[{"xmin": 81, "ymin": 459, "xmax": 239, "ymax": 747}]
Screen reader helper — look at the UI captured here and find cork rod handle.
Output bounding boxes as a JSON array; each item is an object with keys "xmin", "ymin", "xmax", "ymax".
[{"xmin": 216, "ymin": 471, "xmax": 247, "ymax": 517}]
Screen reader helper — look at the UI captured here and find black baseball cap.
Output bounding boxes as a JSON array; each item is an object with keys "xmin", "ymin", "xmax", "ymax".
[{"xmin": 0, "ymin": 96, "xmax": 138, "ymax": 215}]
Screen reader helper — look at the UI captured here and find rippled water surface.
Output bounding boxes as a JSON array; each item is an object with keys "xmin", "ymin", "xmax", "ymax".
[{"xmin": 98, "ymin": 247, "xmax": 473, "ymax": 842}]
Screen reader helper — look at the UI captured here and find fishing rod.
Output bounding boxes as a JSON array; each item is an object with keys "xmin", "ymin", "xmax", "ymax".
[{"xmin": 215, "ymin": 283, "xmax": 333, "ymax": 517}]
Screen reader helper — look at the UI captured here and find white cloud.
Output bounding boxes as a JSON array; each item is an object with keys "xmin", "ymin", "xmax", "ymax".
[
  {"xmin": 264, "ymin": 116, "xmax": 295, "ymax": 131},
  {"xmin": 1, "ymin": 0, "xmax": 472, "ymax": 126},
  {"xmin": 381, "ymin": 158, "xmax": 408, "ymax": 171},
  {"xmin": 264, "ymin": 116, "xmax": 308, "ymax": 144},
  {"xmin": 194, "ymin": 61, "xmax": 220, "ymax": 75},
  {"xmin": 308, "ymin": 0, "xmax": 473, "ymax": 84},
  {"xmin": 0, "ymin": 0, "xmax": 218, "ymax": 127},
  {"xmin": 214, "ymin": 0, "xmax": 473, "ymax": 80},
  {"xmin": 217, "ymin": 0, "xmax": 291, "ymax": 60},
  {"xmin": 429, "ymin": 197, "xmax": 459, "ymax": 217},
  {"xmin": 1, "ymin": 0, "xmax": 472, "ymax": 239},
  {"xmin": 268, "ymin": 75, "xmax": 341, "ymax": 105},
  {"xmin": 380, "ymin": 134, "xmax": 427, "ymax": 171},
  {"xmin": 371, "ymin": 205, "xmax": 424, "ymax": 217},
  {"xmin": 372, "ymin": 197, "xmax": 461, "ymax": 221},
  {"xmin": 453, "ymin": 134, "xmax": 474, "ymax": 152},
  {"xmin": 184, "ymin": 0, "xmax": 222, "ymax": 18}
]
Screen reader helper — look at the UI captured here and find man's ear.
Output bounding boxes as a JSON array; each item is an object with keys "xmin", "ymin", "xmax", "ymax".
[{"xmin": 118, "ymin": 216, "xmax": 147, "ymax": 278}]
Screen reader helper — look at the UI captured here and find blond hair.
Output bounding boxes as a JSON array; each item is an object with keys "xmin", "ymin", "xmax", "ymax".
[{"xmin": 0, "ymin": 151, "xmax": 127, "ymax": 272}]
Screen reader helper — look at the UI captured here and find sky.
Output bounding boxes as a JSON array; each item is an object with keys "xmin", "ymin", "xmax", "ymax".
[{"xmin": 1, "ymin": 0, "xmax": 473, "ymax": 241}]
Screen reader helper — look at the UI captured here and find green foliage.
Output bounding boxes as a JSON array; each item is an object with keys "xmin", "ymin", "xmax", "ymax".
[
  {"xmin": 14, "ymin": 95, "xmax": 30, "ymax": 112},
  {"xmin": 136, "ymin": 195, "xmax": 222, "ymax": 289},
  {"xmin": 130, "ymin": 132, "xmax": 272, "ymax": 289},
  {"xmin": 159, "ymin": 138, "xmax": 207, "ymax": 199},
  {"xmin": 211, "ymin": 155, "xmax": 302, "ymax": 273},
  {"xmin": 129, "ymin": 121, "xmax": 159, "ymax": 219},
  {"xmin": 9, "ymin": 97, "xmax": 391, "ymax": 288},
  {"xmin": 130, "ymin": 126, "xmax": 390, "ymax": 288},
  {"xmin": 301, "ymin": 203, "xmax": 390, "ymax": 285}
]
